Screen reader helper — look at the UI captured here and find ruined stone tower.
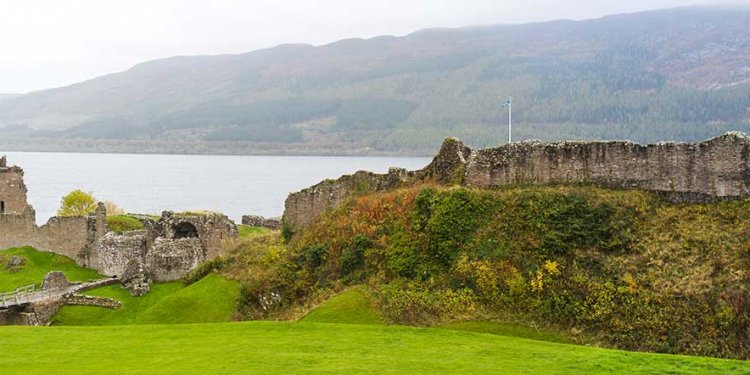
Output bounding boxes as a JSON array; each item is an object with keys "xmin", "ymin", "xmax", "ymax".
[{"xmin": 0, "ymin": 155, "xmax": 31, "ymax": 216}]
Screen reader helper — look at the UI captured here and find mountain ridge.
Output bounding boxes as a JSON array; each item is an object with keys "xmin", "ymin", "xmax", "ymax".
[{"xmin": 1, "ymin": 6, "xmax": 750, "ymax": 155}]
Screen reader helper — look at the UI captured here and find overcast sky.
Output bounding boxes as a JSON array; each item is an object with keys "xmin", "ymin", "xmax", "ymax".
[{"xmin": 0, "ymin": 0, "xmax": 744, "ymax": 93}]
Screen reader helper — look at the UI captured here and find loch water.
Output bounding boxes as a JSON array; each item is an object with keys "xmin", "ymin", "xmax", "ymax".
[{"xmin": 2, "ymin": 151, "xmax": 430, "ymax": 224}]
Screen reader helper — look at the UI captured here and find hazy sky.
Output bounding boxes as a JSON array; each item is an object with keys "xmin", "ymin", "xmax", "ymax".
[{"xmin": 0, "ymin": 0, "xmax": 743, "ymax": 93}]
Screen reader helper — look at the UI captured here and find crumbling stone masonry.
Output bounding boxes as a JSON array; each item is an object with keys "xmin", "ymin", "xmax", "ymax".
[
  {"xmin": 241, "ymin": 215, "xmax": 281, "ymax": 230},
  {"xmin": 284, "ymin": 132, "xmax": 750, "ymax": 230},
  {"xmin": 0, "ymin": 160, "xmax": 107, "ymax": 262},
  {"xmin": 0, "ymin": 157, "xmax": 239, "ymax": 283},
  {"xmin": 92, "ymin": 211, "xmax": 238, "ymax": 282},
  {"xmin": 283, "ymin": 167, "xmax": 413, "ymax": 230}
]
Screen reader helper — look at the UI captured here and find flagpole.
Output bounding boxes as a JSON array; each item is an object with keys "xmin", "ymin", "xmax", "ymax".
[{"xmin": 508, "ymin": 96, "xmax": 512, "ymax": 144}]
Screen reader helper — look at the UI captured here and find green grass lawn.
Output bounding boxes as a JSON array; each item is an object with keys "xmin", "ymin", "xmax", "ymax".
[
  {"xmin": 238, "ymin": 224, "xmax": 271, "ymax": 239},
  {"xmin": 53, "ymin": 273, "xmax": 239, "ymax": 325},
  {"xmin": 301, "ymin": 288, "xmax": 383, "ymax": 325},
  {"xmin": 440, "ymin": 320, "xmax": 574, "ymax": 344},
  {"xmin": 0, "ymin": 246, "xmax": 102, "ymax": 291},
  {"xmin": 2, "ymin": 321, "xmax": 748, "ymax": 374}
]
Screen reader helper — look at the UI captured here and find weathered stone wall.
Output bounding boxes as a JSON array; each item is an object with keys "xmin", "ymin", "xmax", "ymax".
[
  {"xmin": 0, "ymin": 159, "xmax": 108, "ymax": 266},
  {"xmin": 0, "ymin": 207, "xmax": 37, "ymax": 249},
  {"xmin": 159, "ymin": 211, "xmax": 238, "ymax": 260},
  {"xmin": 35, "ymin": 216, "xmax": 93, "ymax": 261},
  {"xmin": 283, "ymin": 132, "xmax": 750, "ymax": 230},
  {"xmin": 65, "ymin": 294, "xmax": 121, "ymax": 309},
  {"xmin": 93, "ymin": 211, "xmax": 238, "ymax": 281},
  {"xmin": 242, "ymin": 215, "xmax": 281, "ymax": 230},
  {"xmin": 283, "ymin": 167, "xmax": 413, "ymax": 230},
  {"xmin": 146, "ymin": 238, "xmax": 204, "ymax": 281},
  {"xmin": 94, "ymin": 231, "xmax": 148, "ymax": 276},
  {"xmin": 461, "ymin": 133, "xmax": 750, "ymax": 201}
]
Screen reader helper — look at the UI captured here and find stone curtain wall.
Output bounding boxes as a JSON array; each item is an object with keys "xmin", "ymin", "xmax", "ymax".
[
  {"xmin": 241, "ymin": 215, "xmax": 281, "ymax": 230},
  {"xmin": 283, "ymin": 168, "xmax": 413, "ymax": 230},
  {"xmin": 0, "ymin": 158, "xmax": 108, "ymax": 266},
  {"xmin": 463, "ymin": 133, "xmax": 750, "ymax": 201},
  {"xmin": 283, "ymin": 132, "xmax": 750, "ymax": 230}
]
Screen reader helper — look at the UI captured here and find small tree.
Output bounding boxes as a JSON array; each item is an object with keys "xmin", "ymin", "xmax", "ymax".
[
  {"xmin": 57, "ymin": 190, "xmax": 97, "ymax": 217},
  {"xmin": 102, "ymin": 201, "xmax": 125, "ymax": 216}
]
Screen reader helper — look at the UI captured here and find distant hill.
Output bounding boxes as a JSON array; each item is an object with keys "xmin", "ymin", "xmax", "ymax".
[
  {"xmin": 0, "ymin": 94, "xmax": 20, "ymax": 102},
  {"xmin": 1, "ymin": 6, "xmax": 750, "ymax": 155}
]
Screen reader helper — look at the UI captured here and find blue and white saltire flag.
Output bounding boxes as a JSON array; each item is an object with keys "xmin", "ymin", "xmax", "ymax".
[{"xmin": 501, "ymin": 99, "xmax": 512, "ymax": 109}]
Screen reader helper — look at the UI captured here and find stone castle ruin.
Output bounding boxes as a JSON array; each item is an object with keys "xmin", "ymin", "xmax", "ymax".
[
  {"xmin": 0, "ymin": 156, "xmax": 238, "ymax": 286},
  {"xmin": 284, "ymin": 132, "xmax": 750, "ymax": 230}
]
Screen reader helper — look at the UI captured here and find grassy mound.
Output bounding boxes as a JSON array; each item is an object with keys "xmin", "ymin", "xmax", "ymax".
[
  {"xmin": 233, "ymin": 185, "xmax": 750, "ymax": 359},
  {"xmin": 301, "ymin": 288, "xmax": 383, "ymax": 325},
  {"xmin": 238, "ymin": 225, "xmax": 271, "ymax": 239},
  {"xmin": 0, "ymin": 247, "xmax": 102, "ymax": 291},
  {"xmin": 106, "ymin": 215, "xmax": 144, "ymax": 233},
  {"xmin": 53, "ymin": 274, "xmax": 240, "ymax": 325},
  {"xmin": 2, "ymin": 322, "xmax": 748, "ymax": 374}
]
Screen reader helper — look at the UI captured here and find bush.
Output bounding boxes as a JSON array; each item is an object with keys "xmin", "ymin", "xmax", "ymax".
[
  {"xmin": 57, "ymin": 190, "xmax": 97, "ymax": 217},
  {"xmin": 376, "ymin": 280, "xmax": 477, "ymax": 325},
  {"xmin": 340, "ymin": 235, "xmax": 370, "ymax": 277},
  {"xmin": 103, "ymin": 201, "xmax": 125, "ymax": 216}
]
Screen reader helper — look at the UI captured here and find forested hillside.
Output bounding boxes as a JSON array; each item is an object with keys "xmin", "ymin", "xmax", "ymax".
[{"xmin": 1, "ymin": 7, "xmax": 749, "ymax": 155}]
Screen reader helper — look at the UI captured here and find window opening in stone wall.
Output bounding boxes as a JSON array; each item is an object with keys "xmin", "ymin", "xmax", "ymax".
[
  {"xmin": 173, "ymin": 222, "xmax": 198, "ymax": 239},
  {"xmin": 0, "ymin": 201, "xmax": 4, "ymax": 214}
]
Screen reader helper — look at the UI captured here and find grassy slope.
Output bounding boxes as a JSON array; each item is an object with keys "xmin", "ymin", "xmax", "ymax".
[
  {"xmin": 301, "ymin": 288, "xmax": 383, "ymax": 325},
  {"xmin": 54, "ymin": 274, "xmax": 239, "ymax": 325},
  {"xmin": 0, "ymin": 246, "xmax": 240, "ymax": 325},
  {"xmin": 238, "ymin": 225, "xmax": 271, "ymax": 239},
  {"xmin": 0, "ymin": 247, "xmax": 102, "ymax": 291},
  {"xmin": 2, "ymin": 322, "xmax": 748, "ymax": 374},
  {"xmin": 441, "ymin": 321, "xmax": 574, "ymax": 344},
  {"xmin": 303, "ymin": 288, "xmax": 574, "ymax": 343}
]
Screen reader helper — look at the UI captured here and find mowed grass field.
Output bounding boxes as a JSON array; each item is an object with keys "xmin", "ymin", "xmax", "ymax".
[
  {"xmin": 2, "ymin": 321, "xmax": 749, "ymax": 374},
  {"xmin": 3, "ymin": 247, "xmax": 750, "ymax": 373}
]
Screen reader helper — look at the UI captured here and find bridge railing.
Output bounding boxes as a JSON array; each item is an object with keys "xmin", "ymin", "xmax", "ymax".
[{"xmin": 0, "ymin": 284, "xmax": 37, "ymax": 308}]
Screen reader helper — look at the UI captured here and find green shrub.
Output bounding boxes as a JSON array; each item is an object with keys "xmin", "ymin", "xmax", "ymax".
[
  {"xmin": 376, "ymin": 280, "xmax": 477, "ymax": 325},
  {"xmin": 340, "ymin": 235, "xmax": 370, "ymax": 277},
  {"xmin": 281, "ymin": 224, "xmax": 294, "ymax": 242}
]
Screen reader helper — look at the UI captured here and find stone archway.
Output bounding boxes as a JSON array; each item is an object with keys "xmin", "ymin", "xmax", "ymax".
[{"xmin": 173, "ymin": 222, "xmax": 198, "ymax": 239}]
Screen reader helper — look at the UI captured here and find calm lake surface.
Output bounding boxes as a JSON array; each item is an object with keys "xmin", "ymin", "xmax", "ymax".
[{"xmin": 2, "ymin": 152, "xmax": 430, "ymax": 224}]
